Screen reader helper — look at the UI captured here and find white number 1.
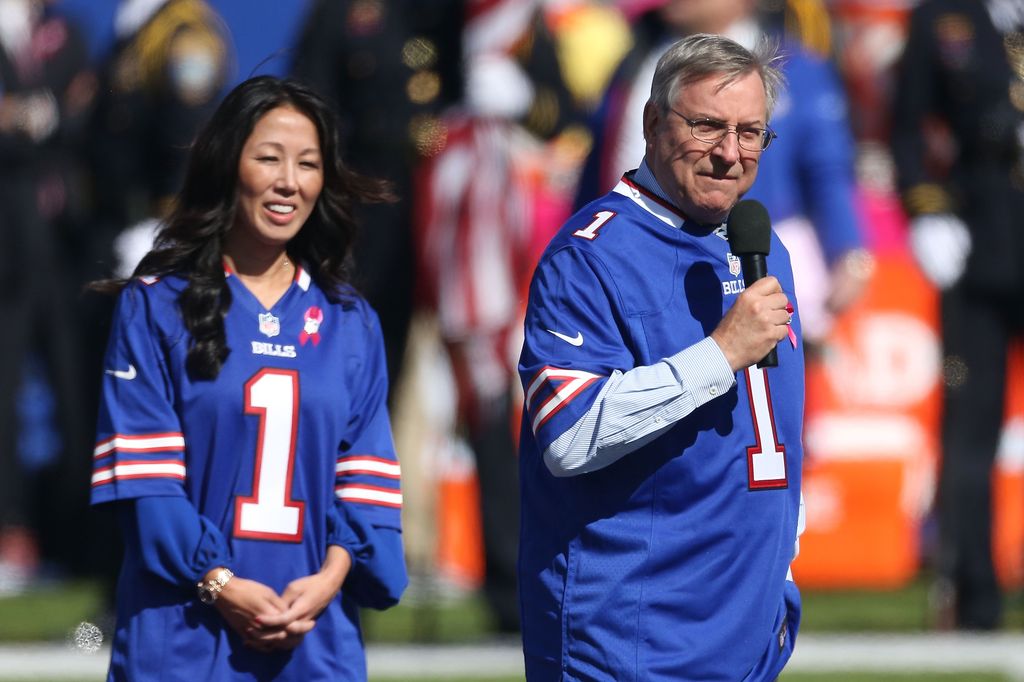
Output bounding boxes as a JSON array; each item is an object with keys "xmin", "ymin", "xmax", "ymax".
[
  {"xmin": 572, "ymin": 210, "xmax": 617, "ymax": 240},
  {"xmin": 744, "ymin": 366, "xmax": 788, "ymax": 490},
  {"xmin": 234, "ymin": 369, "xmax": 305, "ymax": 541}
]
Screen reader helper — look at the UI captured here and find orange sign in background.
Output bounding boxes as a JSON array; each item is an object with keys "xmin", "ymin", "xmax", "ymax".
[
  {"xmin": 795, "ymin": 248, "xmax": 940, "ymax": 587},
  {"xmin": 794, "ymin": 192, "xmax": 1024, "ymax": 589}
]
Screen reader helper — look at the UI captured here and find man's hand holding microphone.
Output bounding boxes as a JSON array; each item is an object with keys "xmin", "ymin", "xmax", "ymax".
[{"xmin": 712, "ymin": 200, "xmax": 792, "ymax": 373}]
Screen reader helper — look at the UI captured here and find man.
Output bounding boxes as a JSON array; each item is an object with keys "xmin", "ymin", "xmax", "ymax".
[
  {"xmin": 890, "ymin": 0, "xmax": 1024, "ymax": 630},
  {"xmin": 518, "ymin": 34, "xmax": 804, "ymax": 680},
  {"xmin": 578, "ymin": 0, "xmax": 869, "ymax": 345}
]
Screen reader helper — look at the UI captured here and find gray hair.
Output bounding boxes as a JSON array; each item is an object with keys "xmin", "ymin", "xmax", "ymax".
[{"xmin": 649, "ymin": 33, "xmax": 785, "ymax": 119}]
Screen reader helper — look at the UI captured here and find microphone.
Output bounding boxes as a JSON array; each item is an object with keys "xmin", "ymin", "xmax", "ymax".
[{"xmin": 726, "ymin": 199, "xmax": 777, "ymax": 368}]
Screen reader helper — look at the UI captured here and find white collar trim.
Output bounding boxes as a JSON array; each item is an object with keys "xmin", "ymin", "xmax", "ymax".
[{"xmin": 613, "ymin": 176, "xmax": 685, "ymax": 230}]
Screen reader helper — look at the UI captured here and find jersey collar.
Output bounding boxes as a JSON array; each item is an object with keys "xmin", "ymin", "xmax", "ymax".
[
  {"xmin": 614, "ymin": 162, "xmax": 687, "ymax": 230},
  {"xmin": 615, "ymin": 160, "xmax": 728, "ymax": 237},
  {"xmin": 222, "ymin": 257, "xmax": 311, "ymax": 291}
]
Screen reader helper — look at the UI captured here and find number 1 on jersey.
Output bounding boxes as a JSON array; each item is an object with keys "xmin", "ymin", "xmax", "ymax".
[
  {"xmin": 572, "ymin": 210, "xmax": 616, "ymax": 240},
  {"xmin": 744, "ymin": 365, "xmax": 788, "ymax": 490},
  {"xmin": 234, "ymin": 369, "xmax": 305, "ymax": 541}
]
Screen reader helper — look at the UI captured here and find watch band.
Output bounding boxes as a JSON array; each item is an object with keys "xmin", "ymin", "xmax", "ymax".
[{"xmin": 196, "ymin": 567, "xmax": 234, "ymax": 605}]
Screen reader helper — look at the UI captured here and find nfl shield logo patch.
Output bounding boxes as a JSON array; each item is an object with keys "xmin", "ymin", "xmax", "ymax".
[
  {"xmin": 727, "ymin": 252, "xmax": 742, "ymax": 277},
  {"xmin": 258, "ymin": 312, "xmax": 280, "ymax": 338}
]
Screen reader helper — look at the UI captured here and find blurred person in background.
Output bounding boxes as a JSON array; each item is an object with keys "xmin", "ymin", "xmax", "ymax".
[
  {"xmin": 890, "ymin": 0, "xmax": 1024, "ymax": 631},
  {"xmin": 827, "ymin": 0, "xmax": 913, "ymax": 147},
  {"xmin": 413, "ymin": 0, "xmax": 581, "ymax": 633},
  {"xmin": 579, "ymin": 0, "xmax": 872, "ymax": 347},
  {"xmin": 543, "ymin": 0, "xmax": 633, "ymax": 116},
  {"xmin": 0, "ymin": 0, "xmax": 95, "ymax": 592},
  {"xmin": 87, "ymin": 0, "xmax": 230, "ymax": 280},
  {"xmin": 89, "ymin": 75, "xmax": 406, "ymax": 680},
  {"xmin": 83, "ymin": 0, "xmax": 231, "ymax": 384},
  {"xmin": 758, "ymin": 0, "xmax": 836, "ymax": 58},
  {"xmin": 290, "ymin": 0, "xmax": 463, "ymax": 395}
]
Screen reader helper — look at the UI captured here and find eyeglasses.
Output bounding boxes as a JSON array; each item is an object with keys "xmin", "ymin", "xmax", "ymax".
[{"xmin": 670, "ymin": 110, "xmax": 777, "ymax": 152}]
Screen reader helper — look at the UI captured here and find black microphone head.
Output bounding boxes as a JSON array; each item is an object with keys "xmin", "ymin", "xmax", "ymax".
[{"xmin": 726, "ymin": 199, "xmax": 771, "ymax": 255}]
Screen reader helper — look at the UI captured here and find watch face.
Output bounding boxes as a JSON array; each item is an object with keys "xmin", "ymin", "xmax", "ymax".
[
  {"xmin": 197, "ymin": 569, "xmax": 231, "ymax": 604},
  {"xmin": 198, "ymin": 583, "xmax": 218, "ymax": 604}
]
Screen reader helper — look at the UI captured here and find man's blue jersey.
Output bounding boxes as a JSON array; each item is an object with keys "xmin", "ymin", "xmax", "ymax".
[
  {"xmin": 518, "ymin": 175, "xmax": 804, "ymax": 681},
  {"xmin": 92, "ymin": 267, "xmax": 402, "ymax": 681}
]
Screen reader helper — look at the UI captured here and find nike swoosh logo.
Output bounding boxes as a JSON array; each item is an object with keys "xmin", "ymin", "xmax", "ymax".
[
  {"xmin": 546, "ymin": 329, "xmax": 584, "ymax": 347},
  {"xmin": 105, "ymin": 364, "xmax": 137, "ymax": 380}
]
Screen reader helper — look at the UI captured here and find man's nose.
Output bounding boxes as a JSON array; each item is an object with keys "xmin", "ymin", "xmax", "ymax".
[{"xmin": 711, "ymin": 130, "xmax": 741, "ymax": 163}]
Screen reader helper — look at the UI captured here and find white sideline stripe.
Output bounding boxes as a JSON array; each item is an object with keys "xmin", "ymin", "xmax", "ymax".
[
  {"xmin": 0, "ymin": 644, "xmax": 110, "ymax": 678},
  {"xmin": 787, "ymin": 633, "xmax": 1024, "ymax": 676},
  {"xmin": 3, "ymin": 635, "xmax": 1024, "ymax": 679},
  {"xmin": 370, "ymin": 644, "xmax": 526, "ymax": 677}
]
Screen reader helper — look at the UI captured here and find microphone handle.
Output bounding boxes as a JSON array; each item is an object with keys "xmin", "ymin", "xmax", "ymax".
[
  {"xmin": 740, "ymin": 254, "xmax": 768, "ymax": 288},
  {"xmin": 739, "ymin": 254, "xmax": 779, "ymax": 368},
  {"xmin": 758, "ymin": 344, "xmax": 779, "ymax": 369}
]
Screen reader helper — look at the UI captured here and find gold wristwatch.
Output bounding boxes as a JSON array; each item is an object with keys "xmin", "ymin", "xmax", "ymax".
[{"xmin": 196, "ymin": 568, "xmax": 234, "ymax": 605}]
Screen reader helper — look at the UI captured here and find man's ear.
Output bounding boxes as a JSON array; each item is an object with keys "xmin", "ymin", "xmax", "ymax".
[{"xmin": 642, "ymin": 100, "xmax": 660, "ymax": 148}]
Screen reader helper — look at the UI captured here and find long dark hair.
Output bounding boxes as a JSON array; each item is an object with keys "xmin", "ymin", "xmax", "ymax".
[{"xmin": 94, "ymin": 76, "xmax": 392, "ymax": 380}]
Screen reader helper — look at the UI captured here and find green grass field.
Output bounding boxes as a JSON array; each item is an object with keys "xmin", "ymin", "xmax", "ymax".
[
  {"xmin": 23, "ymin": 672, "xmax": 1002, "ymax": 682},
  {"xmin": 0, "ymin": 578, "xmax": 984, "ymax": 643},
  {"xmin": 365, "ymin": 579, "xmax": 1024, "ymax": 643},
  {"xmin": 1, "ymin": 578, "xmax": 1022, "ymax": 681},
  {"xmin": 2, "ymin": 577, "xmax": 1023, "ymax": 641}
]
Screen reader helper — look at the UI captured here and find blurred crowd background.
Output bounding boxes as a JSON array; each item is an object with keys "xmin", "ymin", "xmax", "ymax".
[{"xmin": 2, "ymin": 0, "xmax": 1023, "ymax": 637}]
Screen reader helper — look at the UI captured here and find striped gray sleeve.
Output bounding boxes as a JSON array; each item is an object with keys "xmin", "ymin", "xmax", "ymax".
[{"xmin": 542, "ymin": 336, "xmax": 736, "ymax": 477}]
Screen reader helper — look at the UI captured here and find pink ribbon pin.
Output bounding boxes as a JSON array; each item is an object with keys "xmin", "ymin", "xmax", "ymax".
[
  {"xmin": 299, "ymin": 306, "xmax": 324, "ymax": 346},
  {"xmin": 785, "ymin": 303, "xmax": 796, "ymax": 348}
]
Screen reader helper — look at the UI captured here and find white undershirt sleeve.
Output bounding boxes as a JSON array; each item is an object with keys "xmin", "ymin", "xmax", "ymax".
[
  {"xmin": 788, "ymin": 492, "xmax": 806, "ymax": 581},
  {"xmin": 543, "ymin": 336, "xmax": 736, "ymax": 476}
]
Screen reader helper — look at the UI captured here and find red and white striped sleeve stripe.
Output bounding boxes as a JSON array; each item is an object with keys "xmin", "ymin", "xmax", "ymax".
[
  {"xmin": 335, "ymin": 455, "xmax": 402, "ymax": 479},
  {"xmin": 335, "ymin": 455, "xmax": 402, "ymax": 508},
  {"xmin": 91, "ymin": 459, "xmax": 187, "ymax": 487},
  {"xmin": 93, "ymin": 432, "xmax": 186, "ymax": 458},
  {"xmin": 525, "ymin": 366, "xmax": 601, "ymax": 432},
  {"xmin": 335, "ymin": 484, "xmax": 403, "ymax": 509}
]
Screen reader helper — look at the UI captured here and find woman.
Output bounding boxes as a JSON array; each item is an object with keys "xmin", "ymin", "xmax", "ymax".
[{"xmin": 90, "ymin": 76, "xmax": 407, "ymax": 680}]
